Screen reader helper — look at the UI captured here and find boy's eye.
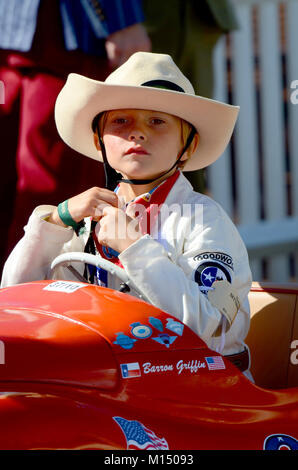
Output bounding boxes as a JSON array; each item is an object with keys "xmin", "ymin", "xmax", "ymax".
[
  {"xmin": 113, "ymin": 118, "xmax": 128, "ymax": 124},
  {"xmin": 150, "ymin": 118, "xmax": 165, "ymax": 125}
]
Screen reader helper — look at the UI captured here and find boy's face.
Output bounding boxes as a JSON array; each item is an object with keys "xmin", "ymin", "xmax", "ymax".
[{"xmin": 99, "ymin": 109, "xmax": 187, "ymax": 180}]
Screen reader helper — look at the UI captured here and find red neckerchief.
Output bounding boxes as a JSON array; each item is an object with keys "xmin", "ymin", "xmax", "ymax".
[{"xmin": 92, "ymin": 170, "xmax": 180, "ymax": 268}]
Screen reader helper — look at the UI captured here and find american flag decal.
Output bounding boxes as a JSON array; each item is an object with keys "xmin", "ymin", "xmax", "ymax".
[
  {"xmin": 205, "ymin": 356, "xmax": 226, "ymax": 370},
  {"xmin": 113, "ymin": 417, "xmax": 169, "ymax": 450}
]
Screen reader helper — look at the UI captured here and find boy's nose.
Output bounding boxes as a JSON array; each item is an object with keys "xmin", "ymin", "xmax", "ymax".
[
  {"xmin": 128, "ymin": 126, "xmax": 146, "ymax": 141},
  {"xmin": 129, "ymin": 133, "xmax": 145, "ymax": 141}
]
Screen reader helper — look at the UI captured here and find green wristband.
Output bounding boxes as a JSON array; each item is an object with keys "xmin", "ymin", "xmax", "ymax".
[{"xmin": 57, "ymin": 200, "xmax": 79, "ymax": 229}]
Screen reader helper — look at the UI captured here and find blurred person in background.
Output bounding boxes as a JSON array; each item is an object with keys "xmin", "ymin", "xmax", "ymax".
[
  {"xmin": 0, "ymin": 0, "xmax": 150, "ymax": 274},
  {"xmin": 143, "ymin": 0, "xmax": 238, "ymax": 192}
]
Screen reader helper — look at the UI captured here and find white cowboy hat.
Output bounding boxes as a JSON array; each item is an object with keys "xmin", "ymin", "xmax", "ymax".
[{"xmin": 54, "ymin": 52, "xmax": 239, "ymax": 171}]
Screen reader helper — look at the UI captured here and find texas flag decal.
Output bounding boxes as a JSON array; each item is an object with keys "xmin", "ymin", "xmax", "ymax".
[{"xmin": 121, "ymin": 362, "xmax": 141, "ymax": 378}]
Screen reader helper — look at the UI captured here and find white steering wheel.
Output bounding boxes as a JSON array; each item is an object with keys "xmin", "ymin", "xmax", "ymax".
[{"xmin": 50, "ymin": 252, "xmax": 149, "ymax": 301}]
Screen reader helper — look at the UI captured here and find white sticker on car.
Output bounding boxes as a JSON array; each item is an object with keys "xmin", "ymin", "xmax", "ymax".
[{"xmin": 43, "ymin": 281, "xmax": 86, "ymax": 293}]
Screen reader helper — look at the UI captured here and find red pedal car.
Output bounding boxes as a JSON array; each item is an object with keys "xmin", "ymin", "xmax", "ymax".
[{"xmin": 0, "ymin": 253, "xmax": 297, "ymax": 450}]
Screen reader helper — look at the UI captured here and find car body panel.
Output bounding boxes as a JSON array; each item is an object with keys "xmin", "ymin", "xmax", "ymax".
[{"xmin": 0, "ymin": 280, "xmax": 297, "ymax": 450}]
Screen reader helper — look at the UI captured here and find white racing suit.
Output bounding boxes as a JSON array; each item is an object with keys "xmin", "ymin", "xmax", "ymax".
[{"xmin": 1, "ymin": 173, "xmax": 252, "ymax": 371}]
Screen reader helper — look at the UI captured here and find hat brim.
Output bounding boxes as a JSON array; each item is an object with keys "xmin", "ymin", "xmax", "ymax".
[{"xmin": 55, "ymin": 73, "xmax": 239, "ymax": 171}]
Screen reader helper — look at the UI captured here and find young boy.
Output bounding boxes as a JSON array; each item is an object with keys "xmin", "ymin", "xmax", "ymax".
[{"xmin": 1, "ymin": 52, "xmax": 252, "ymax": 377}]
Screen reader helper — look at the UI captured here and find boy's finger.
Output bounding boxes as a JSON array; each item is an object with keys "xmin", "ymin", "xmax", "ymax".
[
  {"xmin": 101, "ymin": 205, "xmax": 118, "ymax": 216},
  {"xmin": 93, "ymin": 188, "xmax": 121, "ymax": 207},
  {"xmin": 93, "ymin": 202, "xmax": 113, "ymax": 219}
]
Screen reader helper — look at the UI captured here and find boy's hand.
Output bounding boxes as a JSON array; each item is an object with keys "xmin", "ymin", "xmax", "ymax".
[
  {"xmin": 95, "ymin": 206, "xmax": 142, "ymax": 253},
  {"xmin": 47, "ymin": 187, "xmax": 142, "ymax": 252},
  {"xmin": 48, "ymin": 187, "xmax": 120, "ymax": 227}
]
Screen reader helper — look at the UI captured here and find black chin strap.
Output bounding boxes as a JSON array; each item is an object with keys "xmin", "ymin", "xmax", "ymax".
[
  {"xmin": 96, "ymin": 122, "xmax": 196, "ymax": 190},
  {"xmin": 97, "ymin": 133, "xmax": 122, "ymax": 190}
]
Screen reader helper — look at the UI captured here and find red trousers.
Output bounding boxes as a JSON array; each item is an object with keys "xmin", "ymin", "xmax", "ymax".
[
  {"xmin": 0, "ymin": 67, "xmax": 106, "ymax": 264},
  {"xmin": 0, "ymin": 0, "xmax": 111, "ymax": 273}
]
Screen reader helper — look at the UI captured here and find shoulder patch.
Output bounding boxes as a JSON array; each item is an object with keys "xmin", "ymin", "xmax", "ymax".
[{"xmin": 194, "ymin": 261, "xmax": 232, "ymax": 294}]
